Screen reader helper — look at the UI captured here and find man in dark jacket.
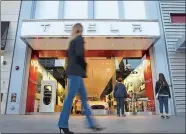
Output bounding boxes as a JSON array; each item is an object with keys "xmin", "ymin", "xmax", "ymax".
[
  {"xmin": 58, "ymin": 23, "xmax": 104, "ymax": 134},
  {"xmin": 114, "ymin": 78, "xmax": 127, "ymax": 117}
]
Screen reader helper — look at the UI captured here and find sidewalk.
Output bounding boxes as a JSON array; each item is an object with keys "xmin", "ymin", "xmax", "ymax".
[{"xmin": 0, "ymin": 114, "xmax": 185, "ymax": 133}]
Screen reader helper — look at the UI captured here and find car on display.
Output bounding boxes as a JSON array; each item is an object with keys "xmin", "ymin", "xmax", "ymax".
[
  {"xmin": 74, "ymin": 99, "xmax": 109, "ymax": 115},
  {"xmin": 113, "ymin": 99, "xmax": 117, "ymax": 108},
  {"xmin": 74, "ymin": 100, "xmax": 82, "ymax": 114}
]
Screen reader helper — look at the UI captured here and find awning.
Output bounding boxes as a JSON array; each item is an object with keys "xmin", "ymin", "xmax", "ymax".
[
  {"xmin": 1, "ymin": 21, "xmax": 10, "ymax": 51},
  {"xmin": 175, "ymin": 34, "xmax": 186, "ymax": 51},
  {"xmin": 20, "ymin": 19, "xmax": 160, "ymax": 50}
]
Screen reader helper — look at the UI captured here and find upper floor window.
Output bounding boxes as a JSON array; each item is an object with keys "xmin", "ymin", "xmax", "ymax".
[
  {"xmin": 94, "ymin": 1, "xmax": 119, "ymax": 19},
  {"xmin": 123, "ymin": 1, "xmax": 146, "ymax": 19},
  {"xmin": 170, "ymin": 13, "xmax": 186, "ymax": 23},
  {"xmin": 34, "ymin": 1, "xmax": 59, "ymax": 19},
  {"xmin": 64, "ymin": 1, "xmax": 88, "ymax": 19}
]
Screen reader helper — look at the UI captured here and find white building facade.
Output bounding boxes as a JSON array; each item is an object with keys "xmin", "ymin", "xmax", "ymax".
[
  {"xmin": 1, "ymin": 1, "xmax": 21, "ymax": 114},
  {"xmin": 1, "ymin": 1, "xmax": 185, "ymax": 115}
]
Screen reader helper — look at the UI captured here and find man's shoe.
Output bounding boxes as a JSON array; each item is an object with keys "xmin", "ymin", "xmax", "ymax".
[
  {"xmin": 161, "ymin": 115, "xmax": 165, "ymax": 119},
  {"xmin": 166, "ymin": 116, "xmax": 170, "ymax": 119}
]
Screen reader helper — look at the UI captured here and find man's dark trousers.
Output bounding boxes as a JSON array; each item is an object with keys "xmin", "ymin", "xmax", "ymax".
[{"xmin": 116, "ymin": 98, "xmax": 125, "ymax": 116}]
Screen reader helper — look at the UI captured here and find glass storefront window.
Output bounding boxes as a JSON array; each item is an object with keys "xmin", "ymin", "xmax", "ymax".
[
  {"xmin": 113, "ymin": 55, "xmax": 155, "ymax": 113},
  {"xmin": 26, "ymin": 51, "xmax": 155, "ymax": 114},
  {"xmin": 26, "ymin": 57, "xmax": 67, "ymax": 113},
  {"xmin": 34, "ymin": 1, "xmax": 59, "ymax": 19},
  {"xmin": 64, "ymin": 1, "xmax": 88, "ymax": 19},
  {"xmin": 94, "ymin": 1, "xmax": 119, "ymax": 19},
  {"xmin": 123, "ymin": 1, "xmax": 146, "ymax": 19}
]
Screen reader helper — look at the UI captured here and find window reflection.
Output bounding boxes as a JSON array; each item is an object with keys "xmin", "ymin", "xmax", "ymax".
[
  {"xmin": 34, "ymin": 1, "xmax": 59, "ymax": 19},
  {"xmin": 94, "ymin": 1, "xmax": 119, "ymax": 19},
  {"xmin": 64, "ymin": 1, "xmax": 88, "ymax": 19},
  {"xmin": 123, "ymin": 1, "xmax": 146, "ymax": 19}
]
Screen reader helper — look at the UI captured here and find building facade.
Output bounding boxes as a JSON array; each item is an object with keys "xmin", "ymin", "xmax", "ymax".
[
  {"xmin": 1, "ymin": 1, "xmax": 21, "ymax": 114},
  {"xmin": 159, "ymin": 0, "xmax": 186, "ymax": 113},
  {"xmin": 1, "ymin": 1, "xmax": 185, "ymax": 115}
]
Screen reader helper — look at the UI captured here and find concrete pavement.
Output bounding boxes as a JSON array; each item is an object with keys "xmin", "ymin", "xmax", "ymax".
[{"xmin": 0, "ymin": 114, "xmax": 185, "ymax": 133}]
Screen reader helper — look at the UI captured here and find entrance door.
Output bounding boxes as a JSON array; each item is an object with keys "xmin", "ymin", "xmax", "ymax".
[
  {"xmin": 40, "ymin": 80, "xmax": 56, "ymax": 112},
  {"xmin": 84, "ymin": 58, "xmax": 115, "ymax": 98}
]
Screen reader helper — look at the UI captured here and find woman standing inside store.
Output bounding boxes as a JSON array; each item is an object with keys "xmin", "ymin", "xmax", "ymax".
[
  {"xmin": 155, "ymin": 73, "xmax": 171, "ymax": 119},
  {"xmin": 58, "ymin": 23, "xmax": 104, "ymax": 134}
]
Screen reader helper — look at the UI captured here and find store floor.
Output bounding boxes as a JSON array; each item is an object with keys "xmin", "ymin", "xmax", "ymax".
[{"xmin": 0, "ymin": 114, "xmax": 185, "ymax": 133}]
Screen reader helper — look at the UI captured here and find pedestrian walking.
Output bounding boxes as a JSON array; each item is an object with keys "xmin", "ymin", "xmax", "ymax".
[
  {"xmin": 114, "ymin": 78, "xmax": 127, "ymax": 117},
  {"xmin": 58, "ymin": 23, "xmax": 104, "ymax": 134},
  {"xmin": 155, "ymin": 73, "xmax": 171, "ymax": 119}
]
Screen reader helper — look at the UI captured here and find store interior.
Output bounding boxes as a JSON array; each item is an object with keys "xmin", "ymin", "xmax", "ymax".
[{"xmin": 26, "ymin": 50, "xmax": 155, "ymax": 114}]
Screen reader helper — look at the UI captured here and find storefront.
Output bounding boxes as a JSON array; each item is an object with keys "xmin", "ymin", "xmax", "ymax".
[
  {"xmin": 5, "ymin": 1, "xmax": 177, "ymax": 115},
  {"xmin": 18, "ymin": 19, "xmax": 160, "ymax": 115}
]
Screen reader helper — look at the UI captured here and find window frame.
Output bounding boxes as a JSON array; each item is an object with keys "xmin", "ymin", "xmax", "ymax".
[{"xmin": 169, "ymin": 13, "xmax": 186, "ymax": 24}]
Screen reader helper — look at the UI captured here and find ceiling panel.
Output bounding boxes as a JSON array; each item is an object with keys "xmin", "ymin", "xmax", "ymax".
[{"xmin": 25, "ymin": 37, "xmax": 155, "ymax": 50}]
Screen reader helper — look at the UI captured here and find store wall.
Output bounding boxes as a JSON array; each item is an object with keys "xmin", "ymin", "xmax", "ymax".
[
  {"xmin": 159, "ymin": 1, "xmax": 185, "ymax": 114},
  {"xmin": 1, "ymin": 1, "xmax": 21, "ymax": 114},
  {"xmin": 147, "ymin": 1, "xmax": 176, "ymax": 115},
  {"xmin": 6, "ymin": 1, "xmax": 33, "ymax": 114}
]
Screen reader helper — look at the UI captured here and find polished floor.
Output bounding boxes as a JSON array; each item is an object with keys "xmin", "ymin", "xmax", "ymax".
[{"xmin": 0, "ymin": 114, "xmax": 185, "ymax": 133}]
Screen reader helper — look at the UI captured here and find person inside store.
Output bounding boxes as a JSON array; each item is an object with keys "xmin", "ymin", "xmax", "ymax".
[
  {"xmin": 58, "ymin": 23, "xmax": 104, "ymax": 134},
  {"xmin": 114, "ymin": 78, "xmax": 127, "ymax": 117},
  {"xmin": 155, "ymin": 73, "xmax": 171, "ymax": 119},
  {"xmin": 107, "ymin": 94, "xmax": 112, "ymax": 114}
]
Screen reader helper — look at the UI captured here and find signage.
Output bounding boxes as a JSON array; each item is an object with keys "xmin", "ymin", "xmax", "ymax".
[
  {"xmin": 87, "ymin": 23, "xmax": 96, "ymax": 32},
  {"xmin": 11, "ymin": 93, "xmax": 17, "ymax": 102},
  {"xmin": 132, "ymin": 24, "xmax": 142, "ymax": 32},
  {"xmin": 64, "ymin": 24, "xmax": 73, "ymax": 33},
  {"xmin": 41, "ymin": 24, "xmax": 50, "ymax": 32},
  {"xmin": 21, "ymin": 20, "xmax": 160, "ymax": 37},
  {"xmin": 110, "ymin": 24, "xmax": 119, "ymax": 33}
]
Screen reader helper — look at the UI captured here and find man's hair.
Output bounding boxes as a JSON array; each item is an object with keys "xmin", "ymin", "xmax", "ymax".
[
  {"xmin": 73, "ymin": 23, "xmax": 83, "ymax": 34},
  {"xmin": 117, "ymin": 78, "xmax": 123, "ymax": 82}
]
